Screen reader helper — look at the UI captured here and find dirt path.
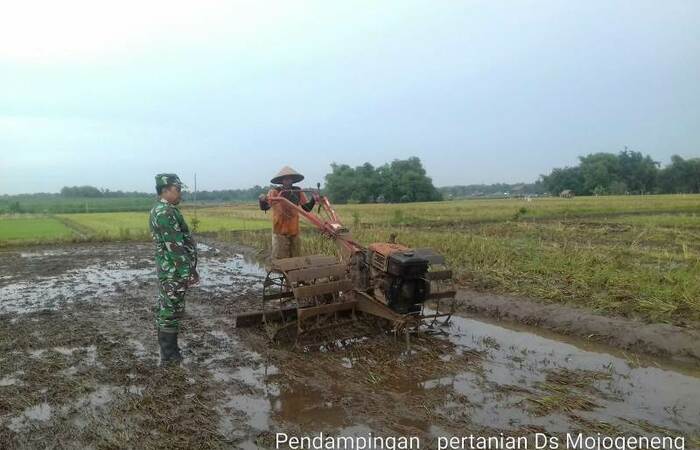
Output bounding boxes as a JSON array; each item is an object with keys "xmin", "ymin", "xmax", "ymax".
[{"xmin": 0, "ymin": 241, "xmax": 698, "ymax": 449}]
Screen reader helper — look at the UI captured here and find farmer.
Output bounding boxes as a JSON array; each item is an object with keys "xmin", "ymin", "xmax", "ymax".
[
  {"xmin": 258, "ymin": 166, "xmax": 316, "ymax": 259},
  {"xmin": 149, "ymin": 173, "xmax": 198, "ymax": 365}
]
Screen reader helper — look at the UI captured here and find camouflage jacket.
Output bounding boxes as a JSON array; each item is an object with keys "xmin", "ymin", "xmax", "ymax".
[{"xmin": 149, "ymin": 199, "xmax": 197, "ymax": 280}]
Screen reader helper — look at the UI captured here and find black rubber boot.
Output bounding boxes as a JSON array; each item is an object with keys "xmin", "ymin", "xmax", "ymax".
[{"xmin": 158, "ymin": 330, "xmax": 182, "ymax": 366}]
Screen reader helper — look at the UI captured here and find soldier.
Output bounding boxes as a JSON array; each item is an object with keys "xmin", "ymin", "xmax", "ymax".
[
  {"xmin": 258, "ymin": 166, "xmax": 316, "ymax": 259},
  {"xmin": 149, "ymin": 173, "xmax": 198, "ymax": 365}
]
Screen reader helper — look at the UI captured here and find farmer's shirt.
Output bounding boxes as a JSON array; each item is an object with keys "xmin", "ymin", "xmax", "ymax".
[{"xmin": 267, "ymin": 187, "xmax": 309, "ymax": 237}]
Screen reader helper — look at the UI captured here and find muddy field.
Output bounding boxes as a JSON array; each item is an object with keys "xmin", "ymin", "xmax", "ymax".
[{"xmin": 0, "ymin": 241, "xmax": 699, "ymax": 449}]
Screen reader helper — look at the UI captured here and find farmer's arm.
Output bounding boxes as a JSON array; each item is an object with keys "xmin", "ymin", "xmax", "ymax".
[
  {"xmin": 259, "ymin": 189, "xmax": 277, "ymax": 211},
  {"xmin": 300, "ymin": 191, "xmax": 315, "ymax": 212}
]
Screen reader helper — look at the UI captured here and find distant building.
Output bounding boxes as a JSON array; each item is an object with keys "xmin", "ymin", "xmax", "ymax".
[
  {"xmin": 559, "ymin": 189, "xmax": 575, "ymax": 198},
  {"xmin": 512, "ymin": 184, "xmax": 526, "ymax": 197}
]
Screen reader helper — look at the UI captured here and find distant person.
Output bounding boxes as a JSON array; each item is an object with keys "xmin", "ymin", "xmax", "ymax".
[
  {"xmin": 149, "ymin": 173, "xmax": 198, "ymax": 366},
  {"xmin": 258, "ymin": 166, "xmax": 316, "ymax": 259}
]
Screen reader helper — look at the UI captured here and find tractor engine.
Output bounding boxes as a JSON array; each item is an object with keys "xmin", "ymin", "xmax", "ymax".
[{"xmin": 367, "ymin": 243, "xmax": 430, "ymax": 314}]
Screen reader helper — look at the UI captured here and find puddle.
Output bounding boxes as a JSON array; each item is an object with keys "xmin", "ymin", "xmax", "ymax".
[
  {"xmin": 0, "ymin": 247, "xmax": 263, "ymax": 314},
  {"xmin": 219, "ymin": 381, "xmax": 346, "ymax": 434},
  {"xmin": 210, "ymin": 361, "xmax": 280, "ymax": 392},
  {"xmin": 53, "ymin": 346, "xmax": 76, "ymax": 356},
  {"xmin": 0, "ymin": 262, "xmax": 153, "ymax": 314},
  {"xmin": 220, "ymin": 312, "xmax": 700, "ymax": 438},
  {"xmin": 433, "ymin": 314, "xmax": 700, "ymax": 434},
  {"xmin": 0, "ymin": 377, "xmax": 19, "ymax": 386},
  {"xmin": 272, "ymin": 385, "xmax": 348, "ymax": 428},
  {"xmin": 9, "ymin": 403, "xmax": 53, "ymax": 432},
  {"xmin": 237, "ymin": 441, "xmax": 260, "ymax": 450},
  {"xmin": 224, "ymin": 394, "xmax": 271, "ymax": 431},
  {"xmin": 210, "ymin": 343, "xmax": 348, "ymax": 436},
  {"xmin": 87, "ymin": 386, "xmax": 115, "ymax": 408},
  {"xmin": 61, "ymin": 367, "xmax": 78, "ymax": 376},
  {"xmin": 20, "ymin": 250, "xmax": 70, "ymax": 258},
  {"xmin": 43, "ymin": 345, "xmax": 98, "ymax": 367},
  {"xmin": 196, "ymin": 242, "xmax": 220, "ymax": 254},
  {"xmin": 0, "ymin": 371, "xmax": 23, "ymax": 386},
  {"xmin": 235, "ymin": 365, "xmax": 280, "ymax": 391},
  {"xmin": 127, "ymin": 338, "xmax": 148, "ymax": 358},
  {"xmin": 209, "ymin": 330, "xmax": 232, "ymax": 341},
  {"xmin": 196, "ymin": 256, "xmax": 266, "ymax": 295},
  {"xmin": 127, "ymin": 385, "xmax": 145, "ymax": 395}
]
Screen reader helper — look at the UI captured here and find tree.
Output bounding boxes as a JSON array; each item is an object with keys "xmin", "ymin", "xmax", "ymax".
[
  {"xmin": 578, "ymin": 153, "xmax": 620, "ymax": 195},
  {"xmin": 541, "ymin": 149, "xmax": 671, "ymax": 196},
  {"xmin": 324, "ymin": 157, "xmax": 441, "ymax": 203},
  {"xmin": 60, "ymin": 185, "xmax": 104, "ymax": 197},
  {"xmin": 8, "ymin": 201, "xmax": 22, "ymax": 213},
  {"xmin": 608, "ymin": 180, "xmax": 629, "ymax": 195},
  {"xmin": 324, "ymin": 163, "xmax": 357, "ymax": 204},
  {"xmin": 657, "ymin": 155, "xmax": 700, "ymax": 193},
  {"xmin": 540, "ymin": 166, "xmax": 585, "ymax": 195},
  {"xmin": 353, "ymin": 163, "xmax": 382, "ymax": 203},
  {"xmin": 617, "ymin": 149, "xmax": 658, "ymax": 193}
]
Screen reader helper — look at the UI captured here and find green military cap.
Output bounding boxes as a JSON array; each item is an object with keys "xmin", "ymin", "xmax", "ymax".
[{"xmin": 155, "ymin": 173, "xmax": 188, "ymax": 190}]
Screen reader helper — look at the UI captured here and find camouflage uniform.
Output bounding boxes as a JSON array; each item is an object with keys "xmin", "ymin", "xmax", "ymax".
[{"xmin": 149, "ymin": 178, "xmax": 197, "ymax": 333}]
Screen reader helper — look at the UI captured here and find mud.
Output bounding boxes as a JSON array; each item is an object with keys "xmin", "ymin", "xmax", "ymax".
[
  {"xmin": 0, "ymin": 240, "xmax": 698, "ymax": 448},
  {"xmin": 454, "ymin": 289, "xmax": 700, "ymax": 364}
]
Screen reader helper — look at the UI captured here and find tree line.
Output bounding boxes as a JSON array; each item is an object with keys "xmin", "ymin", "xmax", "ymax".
[
  {"xmin": 5, "ymin": 152, "xmax": 698, "ymax": 209},
  {"xmin": 59, "ymin": 186, "xmax": 151, "ymax": 198},
  {"xmin": 12, "ymin": 157, "xmax": 442, "ymax": 207},
  {"xmin": 57, "ymin": 185, "xmax": 268, "ymax": 202},
  {"xmin": 323, "ymin": 157, "xmax": 442, "ymax": 203},
  {"xmin": 541, "ymin": 151, "xmax": 700, "ymax": 196},
  {"xmin": 183, "ymin": 187, "xmax": 268, "ymax": 202}
]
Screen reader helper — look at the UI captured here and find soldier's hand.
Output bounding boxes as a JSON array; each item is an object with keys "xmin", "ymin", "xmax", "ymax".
[{"xmin": 188, "ymin": 269, "xmax": 200, "ymax": 286}]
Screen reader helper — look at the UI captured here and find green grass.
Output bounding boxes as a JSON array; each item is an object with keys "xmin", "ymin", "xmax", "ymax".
[
  {"xmin": 50, "ymin": 210, "xmax": 269, "ymax": 240},
  {"xmin": 0, "ymin": 216, "xmax": 75, "ymax": 243},
  {"xmin": 0, "ymin": 196, "xmax": 154, "ymax": 214},
  {"xmin": 57, "ymin": 212, "xmax": 151, "ymax": 238},
  {"xmin": 0, "ymin": 207, "xmax": 270, "ymax": 245},
  {"xmin": 2, "ymin": 195, "xmax": 700, "ymax": 325},
  {"xmin": 191, "ymin": 214, "xmax": 269, "ymax": 233},
  {"xmin": 210, "ymin": 195, "xmax": 700, "ymax": 227}
]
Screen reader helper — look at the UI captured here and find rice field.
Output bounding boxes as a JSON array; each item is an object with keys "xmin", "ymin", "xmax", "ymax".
[
  {"xmin": 0, "ymin": 216, "xmax": 75, "ymax": 242},
  {"xmin": 223, "ymin": 195, "xmax": 700, "ymax": 325},
  {"xmin": 0, "ymin": 209, "xmax": 269, "ymax": 245},
  {"xmin": 1, "ymin": 194, "xmax": 699, "ymax": 324},
  {"xmin": 0, "ymin": 196, "xmax": 154, "ymax": 214}
]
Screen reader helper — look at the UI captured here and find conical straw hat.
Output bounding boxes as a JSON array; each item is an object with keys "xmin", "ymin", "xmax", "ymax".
[{"xmin": 270, "ymin": 166, "xmax": 304, "ymax": 184}]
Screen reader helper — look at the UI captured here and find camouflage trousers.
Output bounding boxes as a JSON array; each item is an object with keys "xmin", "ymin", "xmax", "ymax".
[{"xmin": 156, "ymin": 278, "xmax": 189, "ymax": 332}]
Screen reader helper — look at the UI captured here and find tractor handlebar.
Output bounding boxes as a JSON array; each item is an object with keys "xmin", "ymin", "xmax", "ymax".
[{"xmin": 264, "ymin": 189, "xmax": 363, "ymax": 254}]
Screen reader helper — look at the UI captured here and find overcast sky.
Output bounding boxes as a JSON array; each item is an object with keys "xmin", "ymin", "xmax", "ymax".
[{"xmin": 1, "ymin": 0, "xmax": 698, "ymax": 194}]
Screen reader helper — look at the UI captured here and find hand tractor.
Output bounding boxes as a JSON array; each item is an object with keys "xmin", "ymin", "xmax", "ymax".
[{"xmin": 235, "ymin": 187, "xmax": 456, "ymax": 345}]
